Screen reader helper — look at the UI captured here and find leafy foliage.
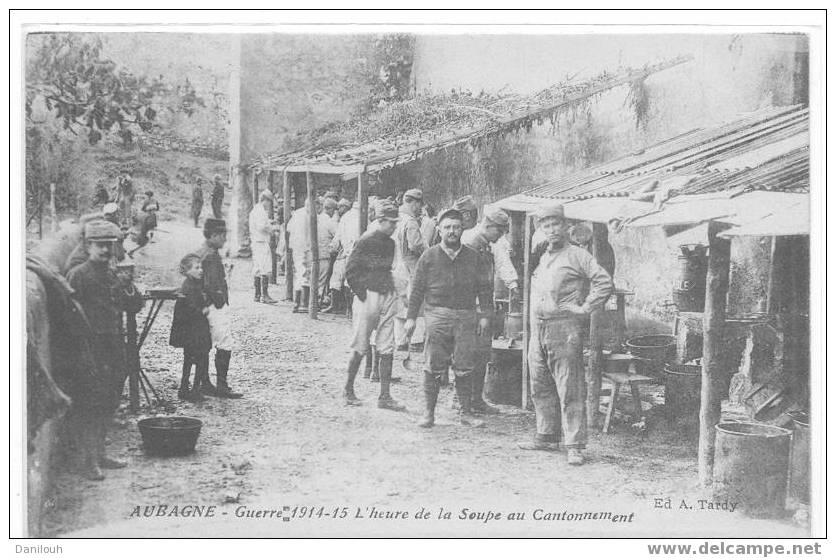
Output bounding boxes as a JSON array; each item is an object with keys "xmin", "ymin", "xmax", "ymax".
[{"xmin": 26, "ymin": 34, "xmax": 171, "ymax": 144}]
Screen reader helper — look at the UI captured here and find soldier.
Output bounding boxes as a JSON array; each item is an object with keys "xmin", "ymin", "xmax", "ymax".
[
  {"xmin": 324, "ymin": 199, "xmax": 360, "ymax": 314},
  {"xmin": 117, "ymin": 172, "xmax": 135, "ymax": 228},
  {"xmin": 66, "ymin": 220, "xmax": 143, "ymax": 480},
  {"xmin": 211, "ymin": 174, "xmax": 225, "ymax": 219},
  {"xmin": 461, "ymin": 206, "xmax": 512, "ymax": 415},
  {"xmin": 342, "ymin": 201, "xmax": 405, "ymax": 411},
  {"xmin": 249, "ymin": 190, "xmax": 279, "ymax": 304},
  {"xmin": 393, "ymin": 188, "xmax": 426, "ymax": 351},
  {"xmin": 62, "ymin": 206, "xmax": 125, "ymax": 275},
  {"xmin": 195, "ymin": 218, "xmax": 243, "ymax": 399},
  {"xmin": 404, "ymin": 208, "xmax": 493, "ymax": 428},
  {"xmin": 519, "ymin": 204, "xmax": 613, "ymax": 465},
  {"xmin": 190, "ymin": 178, "xmax": 205, "ymax": 228}
]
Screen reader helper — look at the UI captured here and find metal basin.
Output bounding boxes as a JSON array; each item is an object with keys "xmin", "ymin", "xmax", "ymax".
[{"xmin": 138, "ymin": 416, "xmax": 203, "ymax": 457}]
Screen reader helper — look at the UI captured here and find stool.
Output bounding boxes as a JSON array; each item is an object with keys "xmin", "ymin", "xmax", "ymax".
[{"xmin": 601, "ymin": 369, "xmax": 655, "ymax": 434}]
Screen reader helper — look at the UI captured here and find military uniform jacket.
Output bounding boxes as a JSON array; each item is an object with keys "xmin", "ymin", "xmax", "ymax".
[
  {"xmin": 67, "ymin": 260, "xmax": 125, "ymax": 335},
  {"xmin": 169, "ymin": 277, "xmax": 212, "ymax": 354},
  {"xmin": 195, "ymin": 243, "xmax": 228, "ymax": 308}
]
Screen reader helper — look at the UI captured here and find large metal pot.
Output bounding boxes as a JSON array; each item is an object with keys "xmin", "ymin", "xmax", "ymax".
[{"xmin": 138, "ymin": 416, "xmax": 203, "ymax": 456}]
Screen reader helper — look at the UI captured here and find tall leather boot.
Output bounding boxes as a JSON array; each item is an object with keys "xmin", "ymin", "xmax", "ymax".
[
  {"xmin": 471, "ymin": 361, "xmax": 499, "ymax": 414},
  {"xmin": 292, "ymin": 290, "xmax": 302, "ymax": 313},
  {"xmin": 343, "ymin": 351, "xmax": 363, "ymax": 406},
  {"xmin": 97, "ymin": 419, "xmax": 126, "ymax": 470},
  {"xmin": 370, "ymin": 347, "xmax": 381, "ymax": 382},
  {"xmin": 377, "ymin": 354, "xmax": 406, "ymax": 411},
  {"xmin": 455, "ymin": 374, "xmax": 484, "ymax": 427},
  {"xmin": 81, "ymin": 417, "xmax": 104, "ymax": 481},
  {"xmin": 301, "ymin": 286, "xmax": 310, "ymax": 311},
  {"xmin": 214, "ymin": 349, "xmax": 242, "ymax": 399},
  {"xmin": 343, "ymin": 287, "xmax": 353, "ymax": 318},
  {"xmin": 178, "ymin": 354, "xmax": 192, "ymax": 400},
  {"xmin": 253, "ymin": 277, "xmax": 262, "ymax": 302},
  {"xmin": 418, "ymin": 373, "xmax": 439, "ymax": 428},
  {"xmin": 260, "ymin": 276, "xmax": 277, "ymax": 304},
  {"xmin": 362, "ymin": 351, "xmax": 373, "ymax": 379},
  {"xmin": 322, "ymin": 289, "xmax": 339, "ymax": 313}
]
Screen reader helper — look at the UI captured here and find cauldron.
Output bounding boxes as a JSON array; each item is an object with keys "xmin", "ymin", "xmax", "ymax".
[{"xmin": 138, "ymin": 416, "xmax": 203, "ymax": 456}]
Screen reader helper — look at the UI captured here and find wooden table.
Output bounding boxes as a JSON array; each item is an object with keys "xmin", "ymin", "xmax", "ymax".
[{"xmin": 601, "ymin": 369, "xmax": 655, "ymax": 434}]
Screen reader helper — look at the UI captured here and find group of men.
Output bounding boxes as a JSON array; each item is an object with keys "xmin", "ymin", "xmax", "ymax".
[
  {"xmin": 337, "ymin": 190, "xmax": 614, "ymax": 466},
  {"xmin": 190, "ymin": 174, "xmax": 227, "ymax": 227}
]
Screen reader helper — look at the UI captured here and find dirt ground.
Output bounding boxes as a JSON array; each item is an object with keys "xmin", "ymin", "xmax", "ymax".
[{"xmin": 41, "ymin": 218, "xmax": 809, "ymax": 538}]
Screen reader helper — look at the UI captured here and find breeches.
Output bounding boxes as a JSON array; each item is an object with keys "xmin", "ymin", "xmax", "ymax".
[{"xmin": 350, "ymin": 291, "xmax": 397, "ymax": 356}]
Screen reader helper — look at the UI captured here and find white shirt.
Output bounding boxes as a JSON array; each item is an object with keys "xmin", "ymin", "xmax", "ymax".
[
  {"xmin": 492, "ymin": 234, "xmax": 519, "ymax": 291},
  {"xmin": 248, "ymin": 203, "xmax": 272, "ymax": 243}
]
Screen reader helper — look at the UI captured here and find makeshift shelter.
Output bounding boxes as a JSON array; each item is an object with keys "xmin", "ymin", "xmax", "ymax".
[
  {"xmin": 242, "ymin": 56, "xmax": 692, "ymax": 318},
  {"xmin": 494, "ymin": 104, "xmax": 810, "ymax": 484}
]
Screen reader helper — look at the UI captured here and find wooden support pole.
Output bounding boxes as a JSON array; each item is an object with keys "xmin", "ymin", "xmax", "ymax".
[
  {"xmin": 283, "ymin": 170, "xmax": 293, "ymax": 300},
  {"xmin": 521, "ymin": 213, "xmax": 534, "ymax": 410},
  {"xmin": 126, "ymin": 312, "xmax": 140, "ymax": 412},
  {"xmin": 306, "ymin": 169, "xmax": 319, "ymax": 319},
  {"xmin": 358, "ymin": 169, "xmax": 368, "ymax": 237},
  {"xmin": 586, "ymin": 222, "xmax": 608, "ymax": 427},
  {"xmin": 267, "ymin": 171, "xmax": 277, "ymax": 284},
  {"xmin": 252, "ymin": 171, "xmax": 259, "ymax": 207},
  {"xmin": 698, "ymin": 221, "xmax": 732, "ymax": 486}
]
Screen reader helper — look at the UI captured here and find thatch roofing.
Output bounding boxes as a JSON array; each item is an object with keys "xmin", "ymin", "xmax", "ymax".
[{"xmin": 246, "ymin": 55, "xmax": 693, "ymax": 176}]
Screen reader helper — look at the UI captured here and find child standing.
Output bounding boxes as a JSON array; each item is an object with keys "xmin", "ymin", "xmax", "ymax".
[{"xmin": 169, "ymin": 253, "xmax": 212, "ymax": 401}]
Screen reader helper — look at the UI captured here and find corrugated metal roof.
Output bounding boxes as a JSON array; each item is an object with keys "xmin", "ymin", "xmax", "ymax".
[{"xmin": 520, "ymin": 106, "xmax": 809, "ymax": 201}]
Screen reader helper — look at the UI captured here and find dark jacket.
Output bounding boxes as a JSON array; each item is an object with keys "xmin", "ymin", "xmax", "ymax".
[
  {"xmin": 169, "ymin": 277, "xmax": 212, "ymax": 354},
  {"xmin": 407, "ymin": 244, "xmax": 493, "ymax": 320},
  {"xmin": 345, "ymin": 229, "xmax": 395, "ymax": 300},
  {"xmin": 195, "ymin": 243, "xmax": 228, "ymax": 308}
]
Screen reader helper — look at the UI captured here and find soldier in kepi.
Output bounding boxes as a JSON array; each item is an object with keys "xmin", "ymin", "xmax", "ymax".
[
  {"xmin": 392, "ymin": 188, "xmax": 426, "ymax": 351},
  {"xmin": 404, "ymin": 208, "xmax": 493, "ymax": 428},
  {"xmin": 195, "ymin": 218, "xmax": 243, "ymax": 399},
  {"xmin": 461, "ymin": 206, "xmax": 513, "ymax": 415},
  {"xmin": 519, "ymin": 203, "xmax": 613, "ymax": 465},
  {"xmin": 66, "ymin": 220, "xmax": 143, "ymax": 480},
  {"xmin": 341, "ymin": 201, "xmax": 405, "ymax": 411}
]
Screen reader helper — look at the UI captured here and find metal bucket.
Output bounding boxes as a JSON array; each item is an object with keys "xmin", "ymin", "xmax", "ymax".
[
  {"xmin": 625, "ymin": 334, "xmax": 676, "ymax": 378},
  {"xmin": 664, "ymin": 363, "xmax": 701, "ymax": 424},
  {"xmin": 138, "ymin": 416, "xmax": 203, "ymax": 457},
  {"xmin": 713, "ymin": 422, "xmax": 792, "ymax": 518},
  {"xmin": 787, "ymin": 411, "xmax": 810, "ymax": 504},
  {"xmin": 485, "ymin": 347, "xmax": 522, "ymax": 407}
]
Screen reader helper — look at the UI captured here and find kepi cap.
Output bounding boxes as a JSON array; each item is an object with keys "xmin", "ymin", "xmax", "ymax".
[
  {"xmin": 403, "ymin": 188, "xmax": 423, "ymax": 202},
  {"xmin": 259, "ymin": 190, "xmax": 274, "ymax": 201},
  {"xmin": 203, "ymin": 218, "xmax": 228, "ymax": 235},
  {"xmin": 337, "ymin": 198, "xmax": 352, "ymax": 209},
  {"xmin": 535, "ymin": 203, "xmax": 566, "ymax": 222},
  {"xmin": 484, "ymin": 207, "xmax": 510, "ymax": 229},
  {"xmin": 84, "ymin": 220, "xmax": 121, "ymax": 241},
  {"xmin": 376, "ymin": 201, "xmax": 399, "ymax": 221},
  {"xmin": 103, "ymin": 202, "xmax": 119, "ymax": 215},
  {"xmin": 437, "ymin": 208, "xmax": 464, "ymax": 223},
  {"xmin": 452, "ymin": 195, "xmax": 477, "ymax": 213}
]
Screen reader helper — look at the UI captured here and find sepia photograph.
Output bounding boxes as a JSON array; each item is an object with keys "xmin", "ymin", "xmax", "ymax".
[{"xmin": 11, "ymin": 10, "xmax": 826, "ymax": 544}]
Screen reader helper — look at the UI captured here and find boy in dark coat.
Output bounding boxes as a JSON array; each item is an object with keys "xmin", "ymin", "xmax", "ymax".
[{"xmin": 169, "ymin": 253, "xmax": 212, "ymax": 401}]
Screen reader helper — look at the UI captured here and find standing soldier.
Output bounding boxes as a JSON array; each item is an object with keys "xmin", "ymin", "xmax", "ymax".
[
  {"xmin": 211, "ymin": 174, "xmax": 225, "ymax": 219},
  {"xmin": 461, "ymin": 207, "xmax": 512, "ymax": 415},
  {"xmin": 195, "ymin": 218, "xmax": 243, "ymax": 399},
  {"xmin": 342, "ymin": 201, "xmax": 404, "ymax": 411},
  {"xmin": 404, "ymin": 209, "xmax": 493, "ymax": 428},
  {"xmin": 393, "ymin": 188, "xmax": 426, "ymax": 350},
  {"xmin": 249, "ymin": 190, "xmax": 279, "ymax": 304},
  {"xmin": 519, "ymin": 204, "xmax": 612, "ymax": 465},
  {"xmin": 324, "ymin": 199, "xmax": 360, "ymax": 314},
  {"xmin": 287, "ymin": 199, "xmax": 311, "ymax": 313},
  {"xmin": 191, "ymin": 178, "xmax": 205, "ymax": 228},
  {"xmin": 116, "ymin": 172, "xmax": 135, "ymax": 228},
  {"xmin": 66, "ymin": 220, "xmax": 143, "ymax": 480}
]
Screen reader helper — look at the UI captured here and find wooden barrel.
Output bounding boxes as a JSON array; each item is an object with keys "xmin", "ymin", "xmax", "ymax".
[{"xmin": 485, "ymin": 345, "xmax": 522, "ymax": 407}]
